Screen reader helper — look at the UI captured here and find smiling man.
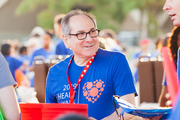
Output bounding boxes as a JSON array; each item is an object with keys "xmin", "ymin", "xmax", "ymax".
[{"xmin": 46, "ymin": 10, "xmax": 137, "ymax": 120}]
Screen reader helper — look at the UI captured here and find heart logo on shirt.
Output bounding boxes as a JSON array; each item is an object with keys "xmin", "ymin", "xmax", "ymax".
[{"xmin": 82, "ymin": 79, "xmax": 105, "ymax": 103}]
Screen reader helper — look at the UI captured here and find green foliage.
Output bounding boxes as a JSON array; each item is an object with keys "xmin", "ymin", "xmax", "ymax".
[
  {"xmin": 37, "ymin": 10, "xmax": 54, "ymax": 30},
  {"xmin": 15, "ymin": 0, "xmax": 44, "ymax": 16},
  {"xmin": 15, "ymin": 0, "xmax": 165, "ymax": 37}
]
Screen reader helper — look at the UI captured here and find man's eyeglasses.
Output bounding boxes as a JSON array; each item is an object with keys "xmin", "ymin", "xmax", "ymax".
[{"xmin": 69, "ymin": 29, "xmax": 100, "ymax": 40}]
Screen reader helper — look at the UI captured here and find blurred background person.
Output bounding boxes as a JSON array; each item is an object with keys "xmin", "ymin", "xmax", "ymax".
[
  {"xmin": 26, "ymin": 26, "xmax": 45, "ymax": 57},
  {"xmin": 29, "ymin": 30, "xmax": 55, "ymax": 66},
  {"xmin": 99, "ymin": 29, "xmax": 123, "ymax": 53},
  {"xmin": 152, "ymin": 37, "xmax": 163, "ymax": 58},
  {"xmin": 15, "ymin": 45, "xmax": 31, "ymax": 87},
  {"xmin": 1, "ymin": 43, "xmax": 27, "ymax": 82},
  {"xmin": 29, "ymin": 30, "xmax": 55, "ymax": 86},
  {"xmin": 18, "ymin": 46, "xmax": 29, "ymax": 63},
  {"xmin": 151, "ymin": 33, "xmax": 171, "ymax": 58},
  {"xmin": 132, "ymin": 38, "xmax": 151, "ymax": 83},
  {"xmin": 97, "ymin": 37, "xmax": 106, "ymax": 50},
  {"xmin": 17, "ymin": 46, "xmax": 30, "ymax": 73},
  {"xmin": 158, "ymin": 26, "xmax": 180, "ymax": 107},
  {"xmin": 99, "ymin": 29, "xmax": 116, "ymax": 39},
  {"xmin": 54, "ymin": 14, "xmax": 73, "ymax": 55}
]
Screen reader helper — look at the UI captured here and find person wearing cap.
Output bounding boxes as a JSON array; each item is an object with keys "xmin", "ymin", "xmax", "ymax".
[
  {"xmin": 46, "ymin": 9, "xmax": 137, "ymax": 120},
  {"xmin": 30, "ymin": 26, "xmax": 45, "ymax": 38},
  {"xmin": 0, "ymin": 52, "xmax": 20, "ymax": 120},
  {"xmin": 29, "ymin": 30, "xmax": 55, "ymax": 66},
  {"xmin": 29, "ymin": 30, "xmax": 55, "ymax": 86},
  {"xmin": 163, "ymin": 0, "xmax": 180, "ymax": 119},
  {"xmin": 132, "ymin": 38, "xmax": 151, "ymax": 83},
  {"xmin": 54, "ymin": 14, "xmax": 73, "ymax": 55},
  {"xmin": 27, "ymin": 26, "xmax": 46, "ymax": 56}
]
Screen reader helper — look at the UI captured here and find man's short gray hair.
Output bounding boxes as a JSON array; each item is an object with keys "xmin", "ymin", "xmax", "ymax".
[{"xmin": 61, "ymin": 9, "xmax": 97, "ymax": 37}]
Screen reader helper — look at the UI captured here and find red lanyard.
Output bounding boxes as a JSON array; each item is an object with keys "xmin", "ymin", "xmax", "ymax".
[{"xmin": 66, "ymin": 55, "xmax": 96, "ymax": 103}]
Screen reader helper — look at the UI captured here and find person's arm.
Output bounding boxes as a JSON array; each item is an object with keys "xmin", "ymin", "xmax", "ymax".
[
  {"xmin": 102, "ymin": 93, "xmax": 162, "ymax": 120},
  {"xmin": 0, "ymin": 85, "xmax": 20, "ymax": 120},
  {"xmin": 102, "ymin": 93, "xmax": 136, "ymax": 120}
]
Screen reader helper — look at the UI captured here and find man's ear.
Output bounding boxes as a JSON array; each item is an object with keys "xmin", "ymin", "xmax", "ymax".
[{"xmin": 62, "ymin": 35, "xmax": 70, "ymax": 48}]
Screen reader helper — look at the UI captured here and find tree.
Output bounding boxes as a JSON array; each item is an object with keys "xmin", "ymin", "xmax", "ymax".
[
  {"xmin": 16, "ymin": 0, "xmax": 165, "ymax": 38},
  {"xmin": 119, "ymin": 0, "xmax": 165, "ymax": 38}
]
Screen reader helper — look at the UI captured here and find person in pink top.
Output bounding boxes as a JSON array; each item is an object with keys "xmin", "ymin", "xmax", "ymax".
[{"xmin": 163, "ymin": 0, "xmax": 180, "ymax": 119}]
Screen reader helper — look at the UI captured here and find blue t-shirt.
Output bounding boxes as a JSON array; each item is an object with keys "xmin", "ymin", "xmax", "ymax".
[
  {"xmin": 30, "ymin": 48, "xmax": 54, "ymax": 65},
  {"xmin": 55, "ymin": 39, "xmax": 73, "ymax": 55},
  {"xmin": 29, "ymin": 48, "xmax": 55, "ymax": 86},
  {"xmin": 5, "ymin": 55, "xmax": 23, "ymax": 81},
  {"xmin": 18, "ymin": 55, "xmax": 30, "ymax": 62},
  {"xmin": 17, "ymin": 55, "xmax": 30, "ymax": 74},
  {"xmin": 46, "ymin": 48, "xmax": 136, "ymax": 120}
]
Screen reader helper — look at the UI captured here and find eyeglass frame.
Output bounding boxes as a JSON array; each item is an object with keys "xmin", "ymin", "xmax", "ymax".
[{"xmin": 68, "ymin": 29, "xmax": 100, "ymax": 40}]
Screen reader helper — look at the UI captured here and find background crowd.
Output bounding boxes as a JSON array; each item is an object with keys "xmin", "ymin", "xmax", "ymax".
[
  {"xmin": 0, "ymin": 1, "xmax": 179, "ymax": 119},
  {"xmin": 0, "ymin": 14, "xmax": 174, "ymax": 103}
]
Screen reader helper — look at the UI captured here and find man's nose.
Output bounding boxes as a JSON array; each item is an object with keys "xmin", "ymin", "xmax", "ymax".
[
  {"xmin": 85, "ymin": 33, "xmax": 93, "ymax": 41},
  {"xmin": 163, "ymin": 0, "xmax": 171, "ymax": 11}
]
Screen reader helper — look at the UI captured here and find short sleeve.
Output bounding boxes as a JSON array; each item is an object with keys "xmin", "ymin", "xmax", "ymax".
[
  {"xmin": 113, "ymin": 54, "xmax": 136, "ymax": 97},
  {"xmin": 45, "ymin": 67, "xmax": 57, "ymax": 103}
]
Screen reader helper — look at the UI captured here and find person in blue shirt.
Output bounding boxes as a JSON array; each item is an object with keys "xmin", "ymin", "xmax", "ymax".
[
  {"xmin": 1, "ymin": 43, "xmax": 24, "ymax": 81},
  {"xmin": 132, "ymin": 39, "xmax": 151, "ymax": 83},
  {"xmin": 30, "ymin": 30, "xmax": 55, "ymax": 66},
  {"xmin": 29, "ymin": 30, "xmax": 55, "ymax": 86},
  {"xmin": 163, "ymin": 0, "xmax": 180, "ymax": 119},
  {"xmin": 46, "ymin": 9, "xmax": 138, "ymax": 120},
  {"xmin": 54, "ymin": 14, "xmax": 73, "ymax": 55},
  {"xmin": 17, "ymin": 46, "xmax": 30, "ymax": 74},
  {"xmin": 18, "ymin": 46, "xmax": 30, "ymax": 62}
]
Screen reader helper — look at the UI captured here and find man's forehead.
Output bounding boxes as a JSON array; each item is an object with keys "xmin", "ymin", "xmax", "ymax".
[
  {"xmin": 69, "ymin": 15, "xmax": 95, "ymax": 31},
  {"xmin": 69, "ymin": 15, "xmax": 92, "ymax": 24}
]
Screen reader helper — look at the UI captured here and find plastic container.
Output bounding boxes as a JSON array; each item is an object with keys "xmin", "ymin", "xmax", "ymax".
[
  {"xmin": 42, "ymin": 103, "xmax": 88, "ymax": 120},
  {"xmin": 19, "ymin": 103, "xmax": 88, "ymax": 120},
  {"xmin": 19, "ymin": 103, "xmax": 43, "ymax": 120}
]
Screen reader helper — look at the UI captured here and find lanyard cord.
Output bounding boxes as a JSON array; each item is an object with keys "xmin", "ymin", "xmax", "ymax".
[
  {"xmin": 113, "ymin": 97, "xmax": 125, "ymax": 120},
  {"xmin": 113, "ymin": 97, "xmax": 121, "ymax": 120},
  {"xmin": 66, "ymin": 54, "xmax": 96, "ymax": 103}
]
